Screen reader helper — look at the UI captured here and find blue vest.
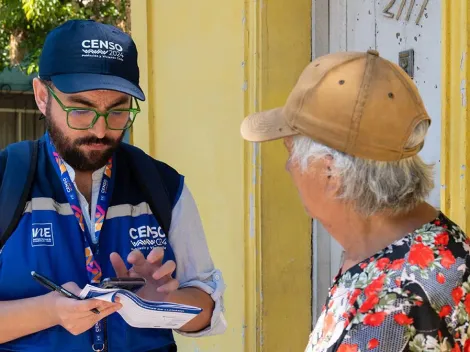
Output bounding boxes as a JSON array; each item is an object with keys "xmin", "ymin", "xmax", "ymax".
[{"xmin": 0, "ymin": 137, "xmax": 183, "ymax": 352}]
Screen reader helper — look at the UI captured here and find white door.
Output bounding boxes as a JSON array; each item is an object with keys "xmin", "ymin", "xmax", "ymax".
[{"xmin": 311, "ymin": 0, "xmax": 441, "ymax": 322}]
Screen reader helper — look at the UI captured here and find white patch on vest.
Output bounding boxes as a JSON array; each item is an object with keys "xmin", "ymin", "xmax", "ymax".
[
  {"xmin": 31, "ymin": 223, "xmax": 54, "ymax": 247},
  {"xmin": 129, "ymin": 225, "xmax": 167, "ymax": 251}
]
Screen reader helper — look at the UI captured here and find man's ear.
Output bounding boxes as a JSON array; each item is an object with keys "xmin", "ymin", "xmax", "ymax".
[{"xmin": 32, "ymin": 78, "xmax": 49, "ymax": 116}]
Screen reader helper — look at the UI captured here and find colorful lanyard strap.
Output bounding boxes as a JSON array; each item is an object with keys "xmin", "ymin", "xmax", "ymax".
[{"xmin": 45, "ymin": 133, "xmax": 114, "ymax": 351}]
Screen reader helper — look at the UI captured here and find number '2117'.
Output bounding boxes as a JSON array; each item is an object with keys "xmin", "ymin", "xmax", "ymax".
[{"xmin": 383, "ymin": 0, "xmax": 429, "ymax": 25}]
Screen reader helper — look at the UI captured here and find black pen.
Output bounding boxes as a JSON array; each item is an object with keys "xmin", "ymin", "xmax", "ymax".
[{"xmin": 31, "ymin": 271, "xmax": 100, "ymax": 314}]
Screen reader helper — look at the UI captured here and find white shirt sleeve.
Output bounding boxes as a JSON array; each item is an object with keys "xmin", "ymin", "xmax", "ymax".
[{"xmin": 168, "ymin": 182, "xmax": 227, "ymax": 337}]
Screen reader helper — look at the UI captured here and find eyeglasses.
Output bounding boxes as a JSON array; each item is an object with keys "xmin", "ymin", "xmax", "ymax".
[{"xmin": 46, "ymin": 85, "xmax": 140, "ymax": 131}]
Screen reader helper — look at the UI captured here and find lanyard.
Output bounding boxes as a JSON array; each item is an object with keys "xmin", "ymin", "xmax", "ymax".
[{"xmin": 45, "ymin": 133, "xmax": 113, "ymax": 351}]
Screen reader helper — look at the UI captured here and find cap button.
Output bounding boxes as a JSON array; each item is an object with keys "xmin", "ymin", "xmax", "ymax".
[{"xmin": 367, "ymin": 49, "xmax": 380, "ymax": 57}]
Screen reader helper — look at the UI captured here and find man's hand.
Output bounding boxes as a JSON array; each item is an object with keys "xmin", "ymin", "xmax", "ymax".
[
  {"xmin": 110, "ymin": 248, "xmax": 179, "ymax": 301},
  {"xmin": 110, "ymin": 249, "xmax": 216, "ymax": 333},
  {"xmin": 47, "ymin": 282, "xmax": 122, "ymax": 336}
]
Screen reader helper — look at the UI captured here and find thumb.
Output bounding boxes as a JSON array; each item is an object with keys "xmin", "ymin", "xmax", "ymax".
[{"xmin": 62, "ymin": 282, "xmax": 81, "ymax": 296}]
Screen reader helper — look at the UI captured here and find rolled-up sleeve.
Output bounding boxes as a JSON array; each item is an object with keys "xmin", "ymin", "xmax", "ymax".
[{"xmin": 168, "ymin": 181, "xmax": 227, "ymax": 337}]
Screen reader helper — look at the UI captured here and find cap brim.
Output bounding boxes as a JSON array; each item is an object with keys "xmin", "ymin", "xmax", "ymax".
[
  {"xmin": 51, "ymin": 73, "xmax": 145, "ymax": 101},
  {"xmin": 240, "ymin": 107, "xmax": 298, "ymax": 142}
]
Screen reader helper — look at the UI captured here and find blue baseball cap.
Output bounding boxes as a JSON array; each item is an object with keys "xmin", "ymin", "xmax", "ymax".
[{"xmin": 38, "ymin": 19, "xmax": 145, "ymax": 101}]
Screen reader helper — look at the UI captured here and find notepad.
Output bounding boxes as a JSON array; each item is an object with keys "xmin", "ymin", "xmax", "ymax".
[{"xmin": 79, "ymin": 284, "xmax": 202, "ymax": 329}]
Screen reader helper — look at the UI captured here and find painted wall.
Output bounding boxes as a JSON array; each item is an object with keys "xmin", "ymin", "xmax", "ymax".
[
  {"xmin": 132, "ymin": 1, "xmax": 245, "ymax": 350},
  {"xmin": 130, "ymin": 0, "xmax": 312, "ymax": 351},
  {"xmin": 441, "ymin": 0, "xmax": 470, "ymax": 231}
]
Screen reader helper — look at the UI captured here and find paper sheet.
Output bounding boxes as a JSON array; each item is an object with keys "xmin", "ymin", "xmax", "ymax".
[{"xmin": 79, "ymin": 284, "xmax": 202, "ymax": 329}]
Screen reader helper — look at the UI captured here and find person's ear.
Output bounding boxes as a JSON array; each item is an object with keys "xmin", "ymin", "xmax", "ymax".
[
  {"xmin": 323, "ymin": 155, "xmax": 341, "ymax": 194},
  {"xmin": 33, "ymin": 78, "xmax": 49, "ymax": 116},
  {"xmin": 323, "ymin": 155, "xmax": 334, "ymax": 179}
]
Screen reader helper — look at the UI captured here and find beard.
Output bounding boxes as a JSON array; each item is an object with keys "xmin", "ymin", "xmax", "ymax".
[{"xmin": 45, "ymin": 104, "xmax": 124, "ymax": 171}]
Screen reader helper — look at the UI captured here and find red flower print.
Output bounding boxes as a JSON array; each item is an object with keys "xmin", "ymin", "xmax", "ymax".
[
  {"xmin": 436, "ymin": 272, "xmax": 446, "ymax": 284},
  {"xmin": 415, "ymin": 300, "xmax": 424, "ymax": 306},
  {"xmin": 365, "ymin": 274, "xmax": 386, "ymax": 297},
  {"xmin": 439, "ymin": 305, "xmax": 452, "ymax": 318},
  {"xmin": 376, "ymin": 258, "xmax": 390, "ymax": 270},
  {"xmin": 321, "ymin": 312, "xmax": 335, "ymax": 337},
  {"xmin": 440, "ymin": 249, "xmax": 456, "ymax": 269},
  {"xmin": 452, "ymin": 287, "xmax": 464, "ymax": 305},
  {"xmin": 359, "ymin": 294, "xmax": 380, "ymax": 313},
  {"xmin": 395, "ymin": 278, "xmax": 401, "ymax": 287},
  {"xmin": 349, "ymin": 289, "xmax": 361, "ymax": 304},
  {"xmin": 409, "ymin": 243, "xmax": 435, "ymax": 269},
  {"xmin": 389, "ymin": 259, "xmax": 406, "ymax": 270},
  {"xmin": 416, "ymin": 236, "xmax": 423, "ymax": 242},
  {"xmin": 465, "ymin": 339, "xmax": 470, "ymax": 352},
  {"xmin": 360, "ymin": 262, "xmax": 368, "ymax": 269},
  {"xmin": 394, "ymin": 313, "xmax": 414, "ymax": 325},
  {"xmin": 338, "ymin": 344, "xmax": 359, "ymax": 352},
  {"xmin": 435, "ymin": 233, "xmax": 449, "ymax": 247},
  {"xmin": 434, "ymin": 220, "xmax": 441, "ymax": 226},
  {"xmin": 464, "ymin": 294, "xmax": 470, "ymax": 315},
  {"xmin": 367, "ymin": 338, "xmax": 379, "ymax": 350},
  {"xmin": 452, "ymin": 343, "xmax": 462, "ymax": 352},
  {"xmin": 364, "ymin": 312, "xmax": 386, "ymax": 326}
]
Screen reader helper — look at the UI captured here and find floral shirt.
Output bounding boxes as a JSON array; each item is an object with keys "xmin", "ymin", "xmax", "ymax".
[{"xmin": 305, "ymin": 212, "xmax": 470, "ymax": 352}]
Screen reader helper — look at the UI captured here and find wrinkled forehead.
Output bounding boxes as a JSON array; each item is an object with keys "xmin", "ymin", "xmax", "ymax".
[{"xmin": 55, "ymin": 88, "xmax": 131, "ymax": 109}]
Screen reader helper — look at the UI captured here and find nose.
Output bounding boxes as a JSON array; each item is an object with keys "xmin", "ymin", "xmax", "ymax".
[{"xmin": 89, "ymin": 115, "xmax": 107, "ymax": 139}]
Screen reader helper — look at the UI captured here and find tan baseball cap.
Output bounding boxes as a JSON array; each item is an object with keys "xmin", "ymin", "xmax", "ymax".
[{"xmin": 240, "ymin": 50, "xmax": 431, "ymax": 161}]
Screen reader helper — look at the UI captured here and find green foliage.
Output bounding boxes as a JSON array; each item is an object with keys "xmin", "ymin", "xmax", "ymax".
[{"xmin": 0, "ymin": 0, "xmax": 130, "ymax": 75}]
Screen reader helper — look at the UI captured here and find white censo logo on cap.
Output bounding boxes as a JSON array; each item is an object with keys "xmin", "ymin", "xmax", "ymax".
[{"xmin": 81, "ymin": 40, "xmax": 124, "ymax": 62}]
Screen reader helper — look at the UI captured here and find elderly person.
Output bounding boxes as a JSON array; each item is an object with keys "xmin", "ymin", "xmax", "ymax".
[{"xmin": 240, "ymin": 50, "xmax": 470, "ymax": 351}]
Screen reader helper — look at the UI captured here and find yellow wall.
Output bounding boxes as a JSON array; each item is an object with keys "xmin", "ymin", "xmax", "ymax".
[
  {"xmin": 130, "ymin": 0, "xmax": 312, "ymax": 351},
  {"xmin": 441, "ymin": 0, "xmax": 470, "ymax": 231}
]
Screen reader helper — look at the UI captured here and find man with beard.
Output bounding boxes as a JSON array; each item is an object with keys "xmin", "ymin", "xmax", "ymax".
[{"xmin": 0, "ymin": 20, "xmax": 226, "ymax": 351}]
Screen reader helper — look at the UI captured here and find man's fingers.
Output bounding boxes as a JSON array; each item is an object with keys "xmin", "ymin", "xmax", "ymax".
[
  {"xmin": 110, "ymin": 252, "xmax": 129, "ymax": 277},
  {"xmin": 93, "ymin": 302, "xmax": 122, "ymax": 320},
  {"xmin": 75, "ymin": 302, "xmax": 122, "ymax": 327},
  {"xmin": 156, "ymin": 279, "xmax": 180, "ymax": 293},
  {"xmin": 146, "ymin": 247, "xmax": 164, "ymax": 265},
  {"xmin": 77, "ymin": 298, "xmax": 117, "ymax": 313},
  {"xmin": 127, "ymin": 250, "xmax": 147, "ymax": 270},
  {"xmin": 152, "ymin": 260, "xmax": 176, "ymax": 281}
]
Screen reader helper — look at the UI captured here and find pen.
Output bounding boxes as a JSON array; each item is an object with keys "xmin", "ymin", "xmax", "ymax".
[{"xmin": 31, "ymin": 271, "xmax": 100, "ymax": 314}]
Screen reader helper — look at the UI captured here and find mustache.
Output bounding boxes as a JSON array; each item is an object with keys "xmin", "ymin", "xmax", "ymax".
[{"xmin": 74, "ymin": 136, "xmax": 116, "ymax": 146}]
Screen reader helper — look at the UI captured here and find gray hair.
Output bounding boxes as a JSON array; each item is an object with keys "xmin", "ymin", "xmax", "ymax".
[{"xmin": 290, "ymin": 121, "xmax": 434, "ymax": 216}]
